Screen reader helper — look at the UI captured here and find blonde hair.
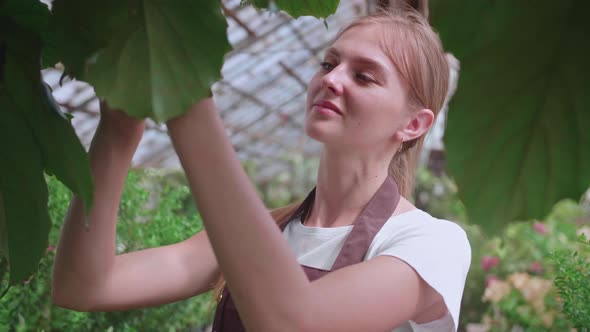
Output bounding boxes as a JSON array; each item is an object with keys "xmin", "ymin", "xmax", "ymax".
[{"xmin": 212, "ymin": 3, "xmax": 449, "ymax": 302}]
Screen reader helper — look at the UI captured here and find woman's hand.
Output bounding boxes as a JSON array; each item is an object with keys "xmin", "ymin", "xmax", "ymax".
[{"xmin": 93, "ymin": 101, "xmax": 146, "ymax": 151}]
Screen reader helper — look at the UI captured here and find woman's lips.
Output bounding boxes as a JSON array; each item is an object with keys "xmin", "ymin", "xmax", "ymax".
[{"xmin": 313, "ymin": 100, "xmax": 342, "ymax": 115}]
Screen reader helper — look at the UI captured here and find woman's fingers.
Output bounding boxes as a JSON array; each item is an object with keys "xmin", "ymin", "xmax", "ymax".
[{"xmin": 97, "ymin": 100, "xmax": 146, "ymax": 146}]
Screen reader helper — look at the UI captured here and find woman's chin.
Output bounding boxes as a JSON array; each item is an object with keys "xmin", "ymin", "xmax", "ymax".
[{"xmin": 304, "ymin": 124, "xmax": 340, "ymax": 145}]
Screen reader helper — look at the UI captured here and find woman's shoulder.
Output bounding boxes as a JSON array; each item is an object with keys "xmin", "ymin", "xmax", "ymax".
[
  {"xmin": 369, "ymin": 209, "xmax": 472, "ymax": 332},
  {"xmin": 379, "ymin": 208, "xmax": 469, "ymax": 243},
  {"xmin": 368, "ymin": 208, "xmax": 472, "ymax": 271},
  {"xmin": 387, "ymin": 197, "xmax": 467, "ymax": 237}
]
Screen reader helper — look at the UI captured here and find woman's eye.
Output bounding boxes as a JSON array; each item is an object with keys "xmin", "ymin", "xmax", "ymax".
[
  {"xmin": 356, "ymin": 73, "xmax": 373, "ymax": 83},
  {"xmin": 320, "ymin": 62, "xmax": 334, "ymax": 71}
]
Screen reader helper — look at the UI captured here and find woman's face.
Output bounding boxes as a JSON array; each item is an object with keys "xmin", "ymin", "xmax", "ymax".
[{"xmin": 305, "ymin": 23, "xmax": 411, "ymax": 153}]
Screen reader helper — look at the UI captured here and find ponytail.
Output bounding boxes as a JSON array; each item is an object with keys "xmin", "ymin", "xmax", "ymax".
[{"xmin": 389, "ymin": 137, "xmax": 425, "ymax": 198}]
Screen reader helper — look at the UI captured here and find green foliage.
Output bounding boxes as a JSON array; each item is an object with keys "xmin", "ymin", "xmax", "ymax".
[
  {"xmin": 551, "ymin": 236, "xmax": 590, "ymax": 331},
  {"xmin": 470, "ymin": 199, "xmax": 590, "ymax": 330},
  {"xmin": 47, "ymin": 0, "xmax": 340, "ymax": 122},
  {"xmin": 413, "ymin": 167, "xmax": 467, "ymax": 222},
  {"xmin": 244, "ymin": 155, "xmax": 319, "ymax": 209},
  {"xmin": 431, "ymin": 0, "xmax": 590, "ymax": 232},
  {"xmin": 246, "ymin": 0, "xmax": 339, "ymax": 18},
  {"xmin": 43, "ymin": 0, "xmax": 122, "ymax": 77},
  {"xmin": 399, "ymin": 168, "xmax": 590, "ymax": 330},
  {"xmin": 0, "ymin": 75, "xmax": 50, "ymax": 285},
  {"xmin": 0, "ymin": 173, "xmax": 214, "ymax": 331},
  {"xmin": 458, "ymin": 222, "xmax": 489, "ymax": 328},
  {"xmin": 0, "ymin": 0, "xmax": 93, "ymax": 284},
  {"xmin": 1, "ymin": 0, "xmax": 337, "ymax": 289},
  {"xmin": 71, "ymin": 1, "xmax": 230, "ymax": 122},
  {"xmin": 411, "ymin": 168, "xmax": 590, "ymax": 330}
]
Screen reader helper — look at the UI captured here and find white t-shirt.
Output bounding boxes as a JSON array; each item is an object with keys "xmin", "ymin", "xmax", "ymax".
[{"xmin": 282, "ymin": 209, "xmax": 471, "ymax": 332}]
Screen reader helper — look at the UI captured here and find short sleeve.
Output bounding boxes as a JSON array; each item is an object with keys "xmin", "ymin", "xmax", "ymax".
[{"xmin": 373, "ymin": 218, "xmax": 471, "ymax": 331}]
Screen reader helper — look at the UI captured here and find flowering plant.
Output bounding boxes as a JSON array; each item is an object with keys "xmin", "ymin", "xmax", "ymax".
[
  {"xmin": 412, "ymin": 168, "xmax": 589, "ymax": 331},
  {"xmin": 475, "ymin": 200, "xmax": 590, "ymax": 331}
]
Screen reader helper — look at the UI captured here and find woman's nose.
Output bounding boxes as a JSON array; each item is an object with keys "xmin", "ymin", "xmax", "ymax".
[{"xmin": 321, "ymin": 66, "xmax": 345, "ymax": 96}]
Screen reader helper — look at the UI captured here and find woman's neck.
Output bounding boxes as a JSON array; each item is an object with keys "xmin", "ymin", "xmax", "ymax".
[{"xmin": 303, "ymin": 148, "xmax": 391, "ymax": 228}]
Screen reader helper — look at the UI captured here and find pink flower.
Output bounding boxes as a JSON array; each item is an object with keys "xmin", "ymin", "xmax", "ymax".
[
  {"xmin": 45, "ymin": 244, "xmax": 55, "ymax": 254},
  {"xmin": 486, "ymin": 274, "xmax": 499, "ymax": 287},
  {"xmin": 533, "ymin": 222, "xmax": 547, "ymax": 235},
  {"xmin": 529, "ymin": 261, "xmax": 543, "ymax": 274},
  {"xmin": 481, "ymin": 255, "xmax": 500, "ymax": 271}
]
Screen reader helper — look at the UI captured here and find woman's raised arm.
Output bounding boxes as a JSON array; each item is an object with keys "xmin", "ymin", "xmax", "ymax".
[
  {"xmin": 52, "ymin": 103, "xmax": 219, "ymax": 311},
  {"xmin": 166, "ymin": 98, "xmax": 444, "ymax": 332}
]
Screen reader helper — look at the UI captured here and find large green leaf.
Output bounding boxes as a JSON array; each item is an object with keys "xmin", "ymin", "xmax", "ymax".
[
  {"xmin": 43, "ymin": 0, "xmax": 125, "ymax": 76},
  {"xmin": 0, "ymin": 5, "xmax": 93, "ymax": 284},
  {"xmin": 38, "ymin": 82, "xmax": 94, "ymax": 216},
  {"xmin": 275, "ymin": 0, "xmax": 339, "ymax": 18},
  {"xmin": 0, "ymin": 0, "xmax": 49, "ymax": 37},
  {"xmin": 0, "ymin": 192, "xmax": 7, "ymax": 258},
  {"xmin": 0, "ymin": 93, "xmax": 51, "ymax": 284},
  {"xmin": 431, "ymin": 0, "xmax": 590, "ymax": 231},
  {"xmin": 49, "ymin": 1, "xmax": 231, "ymax": 122},
  {"xmin": 246, "ymin": 0, "xmax": 339, "ymax": 18},
  {"xmin": 48, "ymin": 0, "xmax": 339, "ymax": 122},
  {"xmin": 2, "ymin": 16, "xmax": 94, "ymax": 215}
]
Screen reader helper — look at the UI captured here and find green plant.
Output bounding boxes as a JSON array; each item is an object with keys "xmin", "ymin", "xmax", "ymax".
[
  {"xmin": 410, "ymin": 166, "xmax": 590, "ymax": 331},
  {"xmin": 3, "ymin": 0, "xmax": 590, "ymax": 290},
  {"xmin": 431, "ymin": 0, "xmax": 590, "ymax": 231},
  {"xmin": 473, "ymin": 200, "xmax": 590, "ymax": 331},
  {"xmin": 551, "ymin": 235, "xmax": 590, "ymax": 331},
  {"xmin": 0, "ymin": 0, "xmax": 339, "ymax": 287},
  {"xmin": 458, "ymin": 222, "xmax": 491, "ymax": 329},
  {"xmin": 413, "ymin": 167, "xmax": 467, "ymax": 223},
  {"xmin": 0, "ymin": 0, "xmax": 94, "ymax": 284},
  {"xmin": 0, "ymin": 172, "xmax": 215, "ymax": 331},
  {"xmin": 243, "ymin": 154, "xmax": 320, "ymax": 209}
]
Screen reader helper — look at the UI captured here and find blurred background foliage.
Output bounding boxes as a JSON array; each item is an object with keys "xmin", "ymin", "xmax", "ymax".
[
  {"xmin": 0, "ymin": 174, "xmax": 214, "ymax": 332},
  {"xmin": 1, "ymin": 0, "xmax": 589, "ymax": 330},
  {"xmin": 2, "ymin": 167, "xmax": 588, "ymax": 331}
]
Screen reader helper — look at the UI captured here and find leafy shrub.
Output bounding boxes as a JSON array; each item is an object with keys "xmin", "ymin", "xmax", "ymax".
[
  {"xmin": 0, "ymin": 171, "xmax": 214, "ymax": 332},
  {"xmin": 412, "ymin": 168, "xmax": 590, "ymax": 331},
  {"xmin": 413, "ymin": 167, "xmax": 467, "ymax": 223},
  {"xmin": 551, "ymin": 235, "xmax": 590, "ymax": 331},
  {"xmin": 475, "ymin": 200, "xmax": 590, "ymax": 331}
]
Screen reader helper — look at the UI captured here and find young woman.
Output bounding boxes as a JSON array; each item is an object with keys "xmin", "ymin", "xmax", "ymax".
[{"xmin": 52, "ymin": 5, "xmax": 471, "ymax": 332}]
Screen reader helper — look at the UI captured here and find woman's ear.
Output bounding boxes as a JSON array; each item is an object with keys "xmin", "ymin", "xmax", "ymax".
[{"xmin": 397, "ymin": 108, "xmax": 434, "ymax": 141}]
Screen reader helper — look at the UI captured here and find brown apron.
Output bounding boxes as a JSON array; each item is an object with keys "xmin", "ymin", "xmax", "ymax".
[{"xmin": 211, "ymin": 176, "xmax": 400, "ymax": 332}]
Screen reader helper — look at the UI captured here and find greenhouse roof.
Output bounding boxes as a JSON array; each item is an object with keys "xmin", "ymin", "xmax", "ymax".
[{"xmin": 44, "ymin": 0, "xmax": 455, "ymax": 184}]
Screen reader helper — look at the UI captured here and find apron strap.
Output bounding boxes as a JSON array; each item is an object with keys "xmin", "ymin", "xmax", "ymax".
[{"xmin": 331, "ymin": 176, "xmax": 400, "ymax": 271}]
